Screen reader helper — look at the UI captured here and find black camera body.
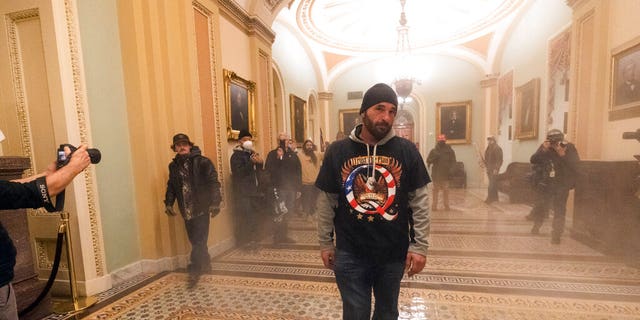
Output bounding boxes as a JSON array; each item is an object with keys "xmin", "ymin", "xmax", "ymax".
[{"xmin": 56, "ymin": 144, "xmax": 101, "ymax": 169}]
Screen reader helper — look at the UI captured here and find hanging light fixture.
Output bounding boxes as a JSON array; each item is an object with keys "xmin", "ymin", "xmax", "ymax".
[{"xmin": 393, "ymin": 0, "xmax": 417, "ymax": 106}]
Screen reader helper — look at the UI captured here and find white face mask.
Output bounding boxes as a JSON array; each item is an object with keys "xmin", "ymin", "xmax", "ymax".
[{"xmin": 242, "ymin": 140, "xmax": 254, "ymax": 151}]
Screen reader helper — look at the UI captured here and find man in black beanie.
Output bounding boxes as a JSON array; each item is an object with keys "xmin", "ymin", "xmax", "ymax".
[{"xmin": 316, "ymin": 83, "xmax": 431, "ymax": 319}]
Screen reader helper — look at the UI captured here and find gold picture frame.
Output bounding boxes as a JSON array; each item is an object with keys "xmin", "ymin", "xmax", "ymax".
[
  {"xmin": 224, "ymin": 69, "xmax": 256, "ymax": 140},
  {"xmin": 290, "ymin": 94, "xmax": 306, "ymax": 145},
  {"xmin": 609, "ymin": 38, "xmax": 640, "ymax": 120},
  {"xmin": 339, "ymin": 109, "xmax": 361, "ymax": 136},
  {"xmin": 435, "ymin": 101, "xmax": 471, "ymax": 145},
  {"xmin": 514, "ymin": 78, "xmax": 540, "ymax": 140}
]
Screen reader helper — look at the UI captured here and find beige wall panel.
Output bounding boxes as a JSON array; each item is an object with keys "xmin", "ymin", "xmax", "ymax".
[
  {"xmin": 18, "ymin": 19, "xmax": 56, "ymax": 172},
  {"xmin": 118, "ymin": 0, "xmax": 235, "ymax": 261},
  {"xmin": 572, "ymin": 12, "xmax": 596, "ymax": 157},
  {"xmin": 118, "ymin": 0, "xmax": 190, "ymax": 260},
  {"xmin": 256, "ymin": 49, "xmax": 273, "ymax": 151},
  {"xmin": 192, "ymin": 2, "xmax": 234, "ymax": 243}
]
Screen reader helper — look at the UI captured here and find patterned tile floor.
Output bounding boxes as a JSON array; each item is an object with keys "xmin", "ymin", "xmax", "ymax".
[{"xmin": 53, "ymin": 188, "xmax": 640, "ymax": 319}]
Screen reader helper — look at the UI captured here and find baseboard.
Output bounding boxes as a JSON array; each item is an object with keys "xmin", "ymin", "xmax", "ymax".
[{"xmin": 90, "ymin": 238, "xmax": 236, "ymax": 292}]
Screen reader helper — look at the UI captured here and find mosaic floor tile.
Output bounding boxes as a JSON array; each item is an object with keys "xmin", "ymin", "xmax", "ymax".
[{"xmin": 71, "ymin": 188, "xmax": 640, "ymax": 319}]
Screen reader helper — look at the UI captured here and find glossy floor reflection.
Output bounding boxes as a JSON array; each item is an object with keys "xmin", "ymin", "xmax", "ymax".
[{"xmin": 68, "ymin": 188, "xmax": 639, "ymax": 319}]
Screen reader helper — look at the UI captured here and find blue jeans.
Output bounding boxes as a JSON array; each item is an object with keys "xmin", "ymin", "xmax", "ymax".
[{"xmin": 334, "ymin": 250, "xmax": 404, "ymax": 320}]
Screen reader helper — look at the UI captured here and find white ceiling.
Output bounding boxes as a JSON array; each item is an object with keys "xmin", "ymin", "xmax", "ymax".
[{"xmin": 292, "ymin": 0, "xmax": 527, "ymax": 54}]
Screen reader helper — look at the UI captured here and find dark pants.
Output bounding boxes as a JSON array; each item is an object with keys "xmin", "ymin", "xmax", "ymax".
[
  {"xmin": 300, "ymin": 184, "xmax": 319, "ymax": 216},
  {"xmin": 486, "ymin": 172, "xmax": 499, "ymax": 201},
  {"xmin": 184, "ymin": 213, "xmax": 211, "ymax": 273},
  {"xmin": 334, "ymin": 250, "xmax": 404, "ymax": 320},
  {"xmin": 273, "ymin": 189, "xmax": 296, "ymax": 242},
  {"xmin": 235, "ymin": 195, "xmax": 262, "ymax": 245},
  {"xmin": 530, "ymin": 187, "xmax": 570, "ymax": 238}
]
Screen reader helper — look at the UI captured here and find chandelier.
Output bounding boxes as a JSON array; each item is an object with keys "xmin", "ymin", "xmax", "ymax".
[{"xmin": 393, "ymin": 0, "xmax": 417, "ymax": 105}]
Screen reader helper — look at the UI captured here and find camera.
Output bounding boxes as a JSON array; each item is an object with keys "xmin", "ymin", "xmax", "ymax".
[{"xmin": 56, "ymin": 144, "xmax": 101, "ymax": 169}]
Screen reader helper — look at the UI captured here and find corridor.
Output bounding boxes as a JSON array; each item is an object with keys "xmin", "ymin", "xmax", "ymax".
[{"xmin": 68, "ymin": 188, "xmax": 640, "ymax": 319}]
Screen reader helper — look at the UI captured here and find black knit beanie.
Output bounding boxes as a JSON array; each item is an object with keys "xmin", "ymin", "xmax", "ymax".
[{"xmin": 360, "ymin": 83, "xmax": 398, "ymax": 114}]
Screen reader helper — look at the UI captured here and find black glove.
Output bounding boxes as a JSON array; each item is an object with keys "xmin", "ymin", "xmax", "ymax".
[
  {"xmin": 165, "ymin": 205, "xmax": 176, "ymax": 216},
  {"xmin": 209, "ymin": 206, "xmax": 220, "ymax": 217}
]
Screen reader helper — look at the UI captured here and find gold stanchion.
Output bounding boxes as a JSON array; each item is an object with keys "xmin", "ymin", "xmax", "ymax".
[{"xmin": 52, "ymin": 211, "xmax": 97, "ymax": 315}]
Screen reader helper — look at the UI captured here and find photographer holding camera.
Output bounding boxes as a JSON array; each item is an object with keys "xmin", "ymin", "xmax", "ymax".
[
  {"xmin": 527, "ymin": 129, "xmax": 580, "ymax": 244},
  {"xmin": 1, "ymin": 141, "xmax": 91, "ymax": 320}
]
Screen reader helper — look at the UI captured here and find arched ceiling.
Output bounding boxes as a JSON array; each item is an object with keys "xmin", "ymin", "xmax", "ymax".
[
  {"xmin": 268, "ymin": 0, "xmax": 530, "ymax": 88},
  {"xmin": 296, "ymin": 0, "xmax": 526, "ymax": 53}
]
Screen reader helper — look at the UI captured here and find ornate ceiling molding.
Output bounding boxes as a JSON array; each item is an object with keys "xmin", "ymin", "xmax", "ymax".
[
  {"xmin": 318, "ymin": 92, "xmax": 333, "ymax": 100},
  {"xmin": 217, "ymin": 0, "xmax": 276, "ymax": 44},
  {"xmin": 296, "ymin": 0, "xmax": 525, "ymax": 53}
]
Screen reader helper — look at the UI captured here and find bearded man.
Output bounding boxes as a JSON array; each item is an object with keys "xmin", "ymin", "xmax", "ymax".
[{"xmin": 315, "ymin": 83, "xmax": 431, "ymax": 319}]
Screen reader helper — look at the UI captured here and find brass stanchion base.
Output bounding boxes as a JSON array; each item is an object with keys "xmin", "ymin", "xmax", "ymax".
[{"xmin": 52, "ymin": 295, "xmax": 97, "ymax": 315}]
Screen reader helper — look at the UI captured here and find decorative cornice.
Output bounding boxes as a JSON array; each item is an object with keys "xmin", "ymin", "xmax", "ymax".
[
  {"xmin": 263, "ymin": 0, "xmax": 285, "ymax": 13},
  {"xmin": 480, "ymin": 73, "xmax": 499, "ymax": 88},
  {"xmin": 318, "ymin": 92, "xmax": 333, "ymax": 100},
  {"xmin": 217, "ymin": 0, "xmax": 276, "ymax": 44},
  {"xmin": 565, "ymin": 0, "xmax": 587, "ymax": 10}
]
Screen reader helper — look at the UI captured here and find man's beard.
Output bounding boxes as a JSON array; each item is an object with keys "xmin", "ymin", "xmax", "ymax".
[
  {"xmin": 303, "ymin": 148, "xmax": 314, "ymax": 156},
  {"xmin": 362, "ymin": 115, "xmax": 391, "ymax": 140}
]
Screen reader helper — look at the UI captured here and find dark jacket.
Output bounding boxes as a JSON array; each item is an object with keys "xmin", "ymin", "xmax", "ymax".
[
  {"xmin": 426, "ymin": 142, "xmax": 457, "ymax": 182},
  {"xmin": 230, "ymin": 145, "xmax": 261, "ymax": 197},
  {"xmin": 484, "ymin": 143, "xmax": 503, "ymax": 174},
  {"xmin": 265, "ymin": 147, "xmax": 301, "ymax": 191},
  {"xmin": 165, "ymin": 146, "xmax": 221, "ymax": 220},
  {"xmin": 1, "ymin": 180, "xmax": 46, "ymax": 287},
  {"xmin": 530, "ymin": 142, "xmax": 580, "ymax": 191}
]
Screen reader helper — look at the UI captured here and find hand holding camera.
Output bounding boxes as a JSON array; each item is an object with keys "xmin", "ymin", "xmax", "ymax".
[{"xmin": 56, "ymin": 144, "xmax": 101, "ymax": 169}]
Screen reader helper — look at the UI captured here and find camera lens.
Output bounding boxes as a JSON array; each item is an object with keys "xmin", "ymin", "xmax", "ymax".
[{"xmin": 87, "ymin": 149, "xmax": 101, "ymax": 164}]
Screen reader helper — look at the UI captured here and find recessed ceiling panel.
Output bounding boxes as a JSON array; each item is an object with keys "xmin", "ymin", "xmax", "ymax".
[{"xmin": 297, "ymin": 0, "xmax": 524, "ymax": 53}]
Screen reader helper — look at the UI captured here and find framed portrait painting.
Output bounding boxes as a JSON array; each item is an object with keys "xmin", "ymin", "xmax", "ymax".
[
  {"xmin": 435, "ymin": 101, "xmax": 471, "ymax": 145},
  {"xmin": 290, "ymin": 94, "xmax": 306, "ymax": 145},
  {"xmin": 609, "ymin": 38, "xmax": 640, "ymax": 120},
  {"xmin": 339, "ymin": 109, "xmax": 361, "ymax": 136},
  {"xmin": 514, "ymin": 78, "xmax": 540, "ymax": 140},
  {"xmin": 224, "ymin": 69, "xmax": 256, "ymax": 140}
]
